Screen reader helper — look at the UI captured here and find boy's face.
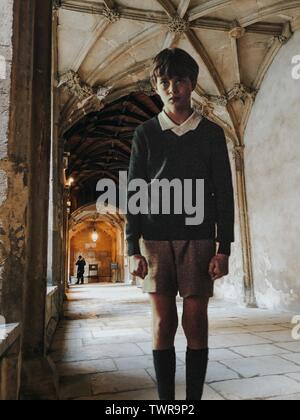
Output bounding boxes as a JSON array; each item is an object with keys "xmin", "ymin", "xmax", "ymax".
[{"xmin": 155, "ymin": 75, "xmax": 194, "ymax": 110}]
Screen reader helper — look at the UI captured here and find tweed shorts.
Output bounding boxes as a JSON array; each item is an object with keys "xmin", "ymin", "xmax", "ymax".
[{"xmin": 139, "ymin": 239, "xmax": 216, "ymax": 298}]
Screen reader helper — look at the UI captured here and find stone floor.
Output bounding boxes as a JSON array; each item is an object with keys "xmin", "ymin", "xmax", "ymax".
[{"xmin": 50, "ymin": 283, "xmax": 300, "ymax": 400}]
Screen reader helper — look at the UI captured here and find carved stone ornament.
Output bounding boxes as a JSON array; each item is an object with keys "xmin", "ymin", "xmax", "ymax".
[
  {"xmin": 58, "ymin": 70, "xmax": 94, "ymax": 100},
  {"xmin": 96, "ymin": 85, "xmax": 113, "ymax": 101},
  {"xmin": 168, "ymin": 14, "xmax": 190, "ymax": 34},
  {"xmin": 233, "ymin": 145, "xmax": 245, "ymax": 172},
  {"xmin": 52, "ymin": 0, "xmax": 62, "ymax": 10},
  {"xmin": 229, "ymin": 21, "xmax": 246, "ymax": 39},
  {"xmin": 227, "ymin": 83, "xmax": 257, "ymax": 104},
  {"xmin": 276, "ymin": 34, "xmax": 289, "ymax": 44},
  {"xmin": 203, "ymin": 94, "xmax": 228, "ymax": 107},
  {"xmin": 137, "ymin": 80, "xmax": 156, "ymax": 96},
  {"xmin": 103, "ymin": 6, "xmax": 121, "ymax": 23},
  {"xmin": 58, "ymin": 70, "xmax": 112, "ymax": 102}
]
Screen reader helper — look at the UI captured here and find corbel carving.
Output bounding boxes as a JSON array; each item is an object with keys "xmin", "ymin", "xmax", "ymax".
[
  {"xmin": 227, "ymin": 83, "xmax": 257, "ymax": 104},
  {"xmin": 58, "ymin": 70, "xmax": 112, "ymax": 102},
  {"xmin": 58, "ymin": 70, "xmax": 94, "ymax": 100}
]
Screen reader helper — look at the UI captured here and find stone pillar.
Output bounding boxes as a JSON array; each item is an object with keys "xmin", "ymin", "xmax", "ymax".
[
  {"xmin": 233, "ymin": 145, "xmax": 257, "ymax": 307},
  {"xmin": 2, "ymin": 0, "xmax": 59, "ymax": 399},
  {"xmin": 0, "ymin": 338, "xmax": 21, "ymax": 400},
  {"xmin": 0, "ymin": 0, "xmax": 26, "ymax": 324},
  {"xmin": 49, "ymin": 7, "xmax": 65, "ymax": 307}
]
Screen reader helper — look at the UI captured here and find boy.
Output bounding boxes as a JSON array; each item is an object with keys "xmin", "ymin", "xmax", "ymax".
[{"xmin": 126, "ymin": 48, "xmax": 234, "ymax": 400}]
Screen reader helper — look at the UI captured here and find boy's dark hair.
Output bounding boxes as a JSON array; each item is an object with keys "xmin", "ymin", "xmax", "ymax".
[{"xmin": 150, "ymin": 48, "xmax": 199, "ymax": 90}]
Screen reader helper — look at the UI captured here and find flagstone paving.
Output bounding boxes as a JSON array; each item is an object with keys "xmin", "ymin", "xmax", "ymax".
[{"xmin": 50, "ymin": 284, "xmax": 300, "ymax": 400}]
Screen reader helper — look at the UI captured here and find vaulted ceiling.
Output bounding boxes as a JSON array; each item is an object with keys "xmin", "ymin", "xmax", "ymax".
[{"xmin": 56, "ymin": 0, "xmax": 300, "ymax": 210}]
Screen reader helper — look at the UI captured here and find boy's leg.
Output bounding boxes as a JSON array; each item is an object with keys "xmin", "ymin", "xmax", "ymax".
[
  {"xmin": 149, "ymin": 293, "xmax": 178, "ymax": 400},
  {"xmin": 182, "ymin": 296, "xmax": 210, "ymax": 400}
]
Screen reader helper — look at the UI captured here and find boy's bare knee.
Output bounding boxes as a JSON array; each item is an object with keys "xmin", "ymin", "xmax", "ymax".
[{"xmin": 154, "ymin": 316, "xmax": 178, "ymax": 337}]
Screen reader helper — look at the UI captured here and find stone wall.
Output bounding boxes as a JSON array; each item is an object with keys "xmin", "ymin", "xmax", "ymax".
[
  {"xmin": 244, "ymin": 30, "xmax": 300, "ymax": 311},
  {"xmin": 214, "ymin": 146, "xmax": 245, "ymax": 305},
  {"xmin": 0, "ymin": 0, "xmax": 14, "ymax": 314}
]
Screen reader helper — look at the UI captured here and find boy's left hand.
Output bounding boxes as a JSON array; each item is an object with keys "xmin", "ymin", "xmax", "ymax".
[{"xmin": 209, "ymin": 254, "xmax": 229, "ymax": 281}]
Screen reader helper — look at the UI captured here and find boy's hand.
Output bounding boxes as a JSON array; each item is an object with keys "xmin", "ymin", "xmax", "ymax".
[
  {"xmin": 209, "ymin": 254, "xmax": 229, "ymax": 281},
  {"xmin": 129, "ymin": 255, "xmax": 148, "ymax": 280}
]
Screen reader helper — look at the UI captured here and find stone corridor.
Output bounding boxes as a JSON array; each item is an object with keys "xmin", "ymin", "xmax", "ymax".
[{"xmin": 50, "ymin": 284, "xmax": 300, "ymax": 400}]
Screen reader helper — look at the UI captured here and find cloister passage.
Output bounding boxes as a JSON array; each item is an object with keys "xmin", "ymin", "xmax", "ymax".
[{"xmin": 1, "ymin": 0, "xmax": 300, "ymax": 400}]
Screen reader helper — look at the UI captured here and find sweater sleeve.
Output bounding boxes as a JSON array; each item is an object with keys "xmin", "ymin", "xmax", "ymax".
[
  {"xmin": 126, "ymin": 126, "xmax": 148, "ymax": 257},
  {"xmin": 211, "ymin": 126, "xmax": 235, "ymax": 256}
]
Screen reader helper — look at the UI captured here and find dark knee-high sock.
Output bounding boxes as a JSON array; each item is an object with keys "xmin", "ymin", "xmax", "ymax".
[
  {"xmin": 186, "ymin": 348, "xmax": 209, "ymax": 401},
  {"xmin": 152, "ymin": 347, "xmax": 176, "ymax": 400}
]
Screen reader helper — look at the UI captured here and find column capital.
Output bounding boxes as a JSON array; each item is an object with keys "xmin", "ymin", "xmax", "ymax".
[
  {"xmin": 227, "ymin": 83, "xmax": 257, "ymax": 104},
  {"xmin": 58, "ymin": 70, "xmax": 112, "ymax": 103}
]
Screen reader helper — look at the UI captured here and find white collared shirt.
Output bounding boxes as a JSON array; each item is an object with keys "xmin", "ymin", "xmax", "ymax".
[{"xmin": 158, "ymin": 107, "xmax": 203, "ymax": 137}]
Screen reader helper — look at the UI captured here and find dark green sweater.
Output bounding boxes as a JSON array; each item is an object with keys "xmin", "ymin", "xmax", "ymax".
[{"xmin": 126, "ymin": 115, "xmax": 235, "ymax": 256}]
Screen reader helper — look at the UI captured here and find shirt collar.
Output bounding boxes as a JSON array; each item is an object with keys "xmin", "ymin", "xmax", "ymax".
[{"xmin": 158, "ymin": 107, "xmax": 203, "ymax": 136}]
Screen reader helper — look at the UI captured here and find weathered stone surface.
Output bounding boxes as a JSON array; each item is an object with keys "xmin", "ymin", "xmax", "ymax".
[
  {"xmin": 245, "ymin": 30, "xmax": 300, "ymax": 311},
  {"xmin": 231, "ymin": 344, "xmax": 291, "ymax": 358},
  {"xmin": 91, "ymin": 369, "xmax": 155, "ymax": 395},
  {"xmin": 0, "ymin": 0, "xmax": 13, "ymax": 46},
  {"xmin": 211, "ymin": 375, "xmax": 300, "ymax": 400},
  {"xmin": 57, "ymin": 359, "xmax": 116, "ymax": 377},
  {"xmin": 52, "ymin": 285, "xmax": 298, "ymax": 400},
  {"xmin": 223, "ymin": 355, "xmax": 300, "ymax": 378}
]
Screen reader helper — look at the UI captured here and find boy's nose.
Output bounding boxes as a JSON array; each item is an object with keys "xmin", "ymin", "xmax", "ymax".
[{"xmin": 169, "ymin": 83, "xmax": 178, "ymax": 94}]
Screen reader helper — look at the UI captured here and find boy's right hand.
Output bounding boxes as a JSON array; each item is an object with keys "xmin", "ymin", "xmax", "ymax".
[{"xmin": 129, "ymin": 255, "xmax": 148, "ymax": 280}]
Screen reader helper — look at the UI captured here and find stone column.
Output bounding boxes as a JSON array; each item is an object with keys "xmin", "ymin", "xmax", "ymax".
[
  {"xmin": 233, "ymin": 145, "xmax": 257, "ymax": 307},
  {"xmin": 49, "ymin": 7, "xmax": 65, "ymax": 308},
  {"xmin": 0, "ymin": 0, "xmax": 28, "ymax": 324},
  {"xmin": 0, "ymin": 338, "xmax": 21, "ymax": 400},
  {"xmin": 1, "ymin": 0, "xmax": 58, "ymax": 400},
  {"xmin": 14, "ymin": 0, "xmax": 58, "ymax": 399}
]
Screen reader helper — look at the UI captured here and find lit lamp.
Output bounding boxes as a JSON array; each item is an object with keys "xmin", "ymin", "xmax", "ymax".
[
  {"xmin": 67, "ymin": 177, "xmax": 74, "ymax": 188},
  {"xmin": 92, "ymin": 228, "xmax": 99, "ymax": 243}
]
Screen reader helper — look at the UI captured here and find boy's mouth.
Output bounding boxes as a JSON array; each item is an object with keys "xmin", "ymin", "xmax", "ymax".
[{"xmin": 169, "ymin": 97, "xmax": 180, "ymax": 102}]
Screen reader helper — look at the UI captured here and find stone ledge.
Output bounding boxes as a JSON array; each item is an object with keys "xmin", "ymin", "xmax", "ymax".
[
  {"xmin": 0, "ymin": 323, "xmax": 20, "ymax": 357},
  {"xmin": 47, "ymin": 286, "xmax": 58, "ymax": 297}
]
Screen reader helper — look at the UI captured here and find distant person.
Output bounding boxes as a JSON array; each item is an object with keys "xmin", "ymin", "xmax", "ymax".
[{"xmin": 75, "ymin": 256, "xmax": 86, "ymax": 285}]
